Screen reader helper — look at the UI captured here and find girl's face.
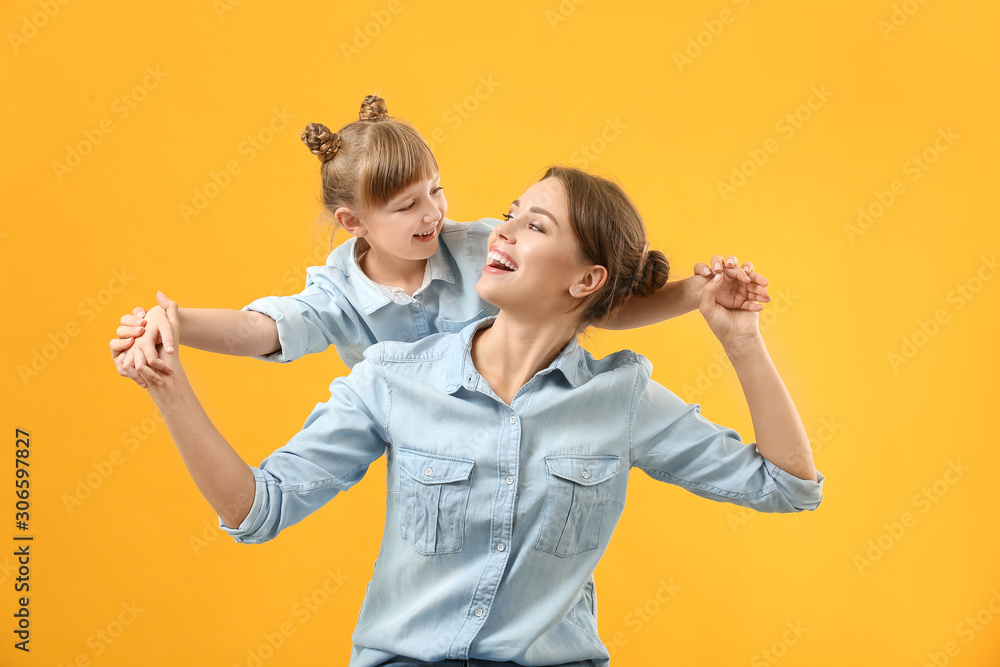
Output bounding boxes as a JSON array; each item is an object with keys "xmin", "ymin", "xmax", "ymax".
[
  {"xmin": 476, "ymin": 177, "xmax": 604, "ymax": 317},
  {"xmin": 360, "ymin": 174, "xmax": 447, "ymax": 262}
]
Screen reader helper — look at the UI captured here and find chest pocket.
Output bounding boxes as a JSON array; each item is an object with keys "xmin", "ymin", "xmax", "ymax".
[
  {"xmin": 397, "ymin": 448, "xmax": 475, "ymax": 555},
  {"xmin": 535, "ymin": 454, "xmax": 620, "ymax": 558},
  {"xmin": 438, "ymin": 309, "xmax": 488, "ymax": 333}
]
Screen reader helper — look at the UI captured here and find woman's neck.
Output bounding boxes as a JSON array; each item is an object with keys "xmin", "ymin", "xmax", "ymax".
[
  {"xmin": 471, "ymin": 311, "xmax": 579, "ymax": 405},
  {"xmin": 359, "ymin": 243, "xmax": 427, "ymax": 295}
]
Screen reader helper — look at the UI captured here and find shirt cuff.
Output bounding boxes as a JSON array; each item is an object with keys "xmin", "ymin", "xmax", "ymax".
[
  {"xmin": 242, "ymin": 298, "xmax": 302, "ymax": 363},
  {"xmin": 762, "ymin": 457, "xmax": 825, "ymax": 512},
  {"xmin": 218, "ymin": 467, "xmax": 268, "ymax": 544}
]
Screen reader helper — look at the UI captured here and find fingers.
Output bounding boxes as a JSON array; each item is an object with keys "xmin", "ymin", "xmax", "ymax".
[
  {"xmin": 116, "ymin": 324, "xmax": 144, "ymax": 339},
  {"xmin": 157, "ymin": 292, "xmax": 181, "ymax": 349},
  {"xmin": 120, "ymin": 313, "xmax": 146, "ymax": 328},
  {"xmin": 109, "ymin": 336, "xmax": 134, "ymax": 359},
  {"xmin": 115, "ymin": 349, "xmax": 147, "ymax": 389},
  {"xmin": 722, "ymin": 255, "xmax": 751, "ymax": 283},
  {"xmin": 132, "ymin": 306, "xmax": 147, "ymax": 319},
  {"xmin": 147, "ymin": 357, "xmax": 175, "ymax": 374},
  {"xmin": 131, "ymin": 346, "xmax": 166, "ymax": 387},
  {"xmin": 135, "ymin": 361, "xmax": 166, "ymax": 387},
  {"xmin": 159, "ymin": 313, "xmax": 175, "ymax": 354},
  {"xmin": 693, "ymin": 262, "xmax": 713, "ymax": 278}
]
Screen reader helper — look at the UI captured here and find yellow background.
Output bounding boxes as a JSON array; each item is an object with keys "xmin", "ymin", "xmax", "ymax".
[{"xmin": 2, "ymin": 0, "xmax": 998, "ymax": 665}]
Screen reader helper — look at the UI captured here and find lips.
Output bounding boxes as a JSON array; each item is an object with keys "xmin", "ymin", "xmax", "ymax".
[
  {"xmin": 413, "ymin": 228, "xmax": 437, "ymax": 242},
  {"xmin": 486, "ymin": 247, "xmax": 518, "ymax": 272}
]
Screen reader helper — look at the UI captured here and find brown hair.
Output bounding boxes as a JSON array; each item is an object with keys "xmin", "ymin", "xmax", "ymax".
[
  {"xmin": 541, "ymin": 166, "xmax": 670, "ymax": 326},
  {"xmin": 301, "ymin": 95, "xmax": 438, "ymax": 222}
]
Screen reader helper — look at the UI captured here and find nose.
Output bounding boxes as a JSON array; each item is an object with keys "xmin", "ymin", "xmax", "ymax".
[
  {"xmin": 494, "ymin": 217, "xmax": 516, "ymax": 244},
  {"xmin": 421, "ymin": 205, "xmax": 439, "ymax": 223},
  {"xmin": 420, "ymin": 197, "xmax": 442, "ymax": 223}
]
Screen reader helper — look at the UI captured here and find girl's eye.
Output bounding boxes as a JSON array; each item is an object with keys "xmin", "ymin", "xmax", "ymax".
[
  {"xmin": 432, "ymin": 186, "xmax": 444, "ymax": 195},
  {"xmin": 400, "ymin": 201, "xmax": 416, "ymax": 212}
]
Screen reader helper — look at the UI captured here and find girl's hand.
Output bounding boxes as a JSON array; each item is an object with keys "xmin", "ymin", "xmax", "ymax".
[{"xmin": 699, "ymin": 255, "xmax": 769, "ymax": 347}]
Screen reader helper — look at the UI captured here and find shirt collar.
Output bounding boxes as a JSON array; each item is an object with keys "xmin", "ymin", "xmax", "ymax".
[
  {"xmin": 443, "ymin": 317, "xmax": 594, "ymax": 394},
  {"xmin": 346, "ymin": 235, "xmax": 457, "ymax": 315}
]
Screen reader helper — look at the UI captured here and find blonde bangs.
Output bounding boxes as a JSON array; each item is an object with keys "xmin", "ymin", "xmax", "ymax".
[{"xmin": 360, "ymin": 123, "xmax": 439, "ymax": 209}]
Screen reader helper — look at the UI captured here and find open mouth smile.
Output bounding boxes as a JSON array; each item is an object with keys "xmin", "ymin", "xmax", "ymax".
[{"xmin": 486, "ymin": 248, "xmax": 518, "ymax": 272}]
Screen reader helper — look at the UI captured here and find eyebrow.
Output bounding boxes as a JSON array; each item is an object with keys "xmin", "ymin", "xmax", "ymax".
[
  {"xmin": 390, "ymin": 178, "xmax": 440, "ymax": 205},
  {"xmin": 510, "ymin": 200, "xmax": 561, "ymax": 227}
]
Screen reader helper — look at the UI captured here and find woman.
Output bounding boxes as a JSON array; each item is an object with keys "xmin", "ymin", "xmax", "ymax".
[{"xmin": 127, "ymin": 166, "xmax": 823, "ymax": 667}]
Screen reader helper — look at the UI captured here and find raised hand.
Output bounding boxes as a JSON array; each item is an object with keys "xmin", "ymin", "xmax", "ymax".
[{"xmin": 699, "ymin": 255, "xmax": 770, "ymax": 346}]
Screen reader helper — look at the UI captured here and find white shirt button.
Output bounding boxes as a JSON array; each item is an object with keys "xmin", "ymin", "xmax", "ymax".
[
  {"xmin": 497, "ymin": 543, "xmax": 505, "ymax": 552},
  {"xmin": 506, "ymin": 476, "xmax": 514, "ymax": 485},
  {"xmin": 509, "ymin": 415, "xmax": 516, "ymax": 424},
  {"xmin": 424, "ymin": 468, "xmax": 433, "ymax": 476},
  {"xmin": 582, "ymin": 470, "xmax": 590, "ymax": 479},
  {"xmin": 475, "ymin": 608, "xmax": 484, "ymax": 617}
]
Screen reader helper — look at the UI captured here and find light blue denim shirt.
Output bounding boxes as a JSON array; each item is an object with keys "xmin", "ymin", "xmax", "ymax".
[
  {"xmin": 243, "ymin": 218, "xmax": 501, "ymax": 368},
  {"xmin": 221, "ymin": 317, "xmax": 825, "ymax": 666}
]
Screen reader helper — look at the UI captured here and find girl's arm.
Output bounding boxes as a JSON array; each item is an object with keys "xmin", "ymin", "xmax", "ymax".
[
  {"xmin": 601, "ymin": 255, "xmax": 770, "ymax": 330},
  {"xmin": 700, "ymin": 259, "xmax": 817, "ymax": 482},
  {"xmin": 129, "ymin": 295, "xmax": 257, "ymax": 527},
  {"xmin": 112, "ymin": 303, "xmax": 280, "ymax": 387}
]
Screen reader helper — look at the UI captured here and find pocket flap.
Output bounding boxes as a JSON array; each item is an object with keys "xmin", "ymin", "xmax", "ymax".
[
  {"xmin": 544, "ymin": 455, "xmax": 620, "ymax": 486},
  {"xmin": 398, "ymin": 448, "xmax": 475, "ymax": 485}
]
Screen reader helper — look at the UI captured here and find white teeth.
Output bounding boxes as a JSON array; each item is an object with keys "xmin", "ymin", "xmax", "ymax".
[
  {"xmin": 415, "ymin": 230, "xmax": 433, "ymax": 237},
  {"xmin": 488, "ymin": 250, "xmax": 517, "ymax": 271}
]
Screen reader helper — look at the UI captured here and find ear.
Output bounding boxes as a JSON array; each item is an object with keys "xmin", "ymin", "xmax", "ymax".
[
  {"xmin": 334, "ymin": 207, "xmax": 366, "ymax": 237},
  {"xmin": 569, "ymin": 265, "xmax": 607, "ymax": 298}
]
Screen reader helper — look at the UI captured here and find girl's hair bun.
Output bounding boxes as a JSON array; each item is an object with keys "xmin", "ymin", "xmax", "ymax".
[
  {"xmin": 301, "ymin": 122, "xmax": 341, "ymax": 164},
  {"xmin": 359, "ymin": 95, "xmax": 390, "ymax": 122}
]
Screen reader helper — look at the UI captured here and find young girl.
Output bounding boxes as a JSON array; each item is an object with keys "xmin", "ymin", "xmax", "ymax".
[
  {"xmin": 110, "ymin": 95, "xmax": 769, "ymax": 385},
  {"xmin": 121, "ymin": 166, "xmax": 822, "ymax": 666}
]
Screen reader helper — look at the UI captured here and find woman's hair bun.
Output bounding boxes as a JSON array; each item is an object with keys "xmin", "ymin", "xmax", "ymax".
[
  {"xmin": 301, "ymin": 122, "xmax": 340, "ymax": 164},
  {"xmin": 359, "ymin": 94, "xmax": 390, "ymax": 121},
  {"xmin": 632, "ymin": 250, "xmax": 670, "ymax": 298}
]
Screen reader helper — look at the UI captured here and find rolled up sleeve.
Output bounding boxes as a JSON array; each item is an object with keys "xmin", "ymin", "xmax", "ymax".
[
  {"xmin": 220, "ymin": 354, "xmax": 390, "ymax": 543},
  {"xmin": 629, "ymin": 366, "xmax": 824, "ymax": 513},
  {"xmin": 243, "ymin": 266, "xmax": 371, "ymax": 364}
]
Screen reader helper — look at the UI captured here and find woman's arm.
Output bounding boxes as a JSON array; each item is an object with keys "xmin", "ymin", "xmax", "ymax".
[
  {"xmin": 129, "ymin": 295, "xmax": 258, "ymax": 527},
  {"xmin": 701, "ymin": 260, "xmax": 817, "ymax": 482},
  {"xmin": 722, "ymin": 335, "xmax": 817, "ymax": 482}
]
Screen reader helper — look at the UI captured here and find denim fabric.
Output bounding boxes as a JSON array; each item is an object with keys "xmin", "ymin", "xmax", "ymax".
[
  {"xmin": 243, "ymin": 218, "xmax": 501, "ymax": 368},
  {"xmin": 221, "ymin": 317, "xmax": 825, "ymax": 666},
  {"xmin": 377, "ymin": 660, "xmax": 600, "ymax": 667}
]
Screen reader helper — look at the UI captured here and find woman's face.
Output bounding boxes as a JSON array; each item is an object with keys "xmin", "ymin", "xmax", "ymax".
[{"xmin": 476, "ymin": 177, "xmax": 604, "ymax": 317}]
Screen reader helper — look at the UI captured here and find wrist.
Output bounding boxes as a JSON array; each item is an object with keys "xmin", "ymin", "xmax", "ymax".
[
  {"xmin": 685, "ymin": 275, "xmax": 710, "ymax": 311},
  {"xmin": 722, "ymin": 333, "xmax": 766, "ymax": 361}
]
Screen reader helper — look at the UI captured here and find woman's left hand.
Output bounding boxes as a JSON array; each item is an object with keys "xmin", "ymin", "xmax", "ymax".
[{"xmin": 699, "ymin": 254, "xmax": 769, "ymax": 346}]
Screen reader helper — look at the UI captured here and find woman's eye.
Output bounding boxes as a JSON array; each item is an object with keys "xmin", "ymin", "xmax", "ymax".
[
  {"xmin": 528, "ymin": 221, "xmax": 543, "ymax": 232},
  {"xmin": 501, "ymin": 212, "xmax": 514, "ymax": 221}
]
